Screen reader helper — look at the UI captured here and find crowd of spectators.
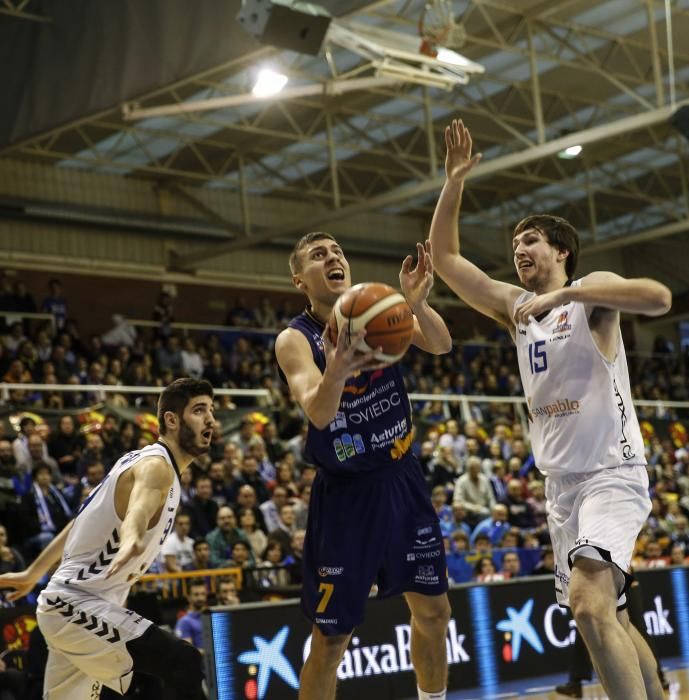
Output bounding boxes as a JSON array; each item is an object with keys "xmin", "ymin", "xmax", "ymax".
[{"xmin": 0, "ymin": 272, "xmax": 688, "ymax": 606}]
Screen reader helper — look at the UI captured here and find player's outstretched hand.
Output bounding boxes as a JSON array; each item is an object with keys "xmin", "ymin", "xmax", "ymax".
[
  {"xmin": 401, "ymin": 240, "xmax": 434, "ymax": 311},
  {"xmin": 445, "ymin": 118, "xmax": 482, "ymax": 183},
  {"xmin": 105, "ymin": 539, "xmax": 145, "ymax": 579},
  {"xmin": 514, "ymin": 288, "xmax": 568, "ymax": 325},
  {"xmin": 0, "ymin": 570, "xmax": 39, "ymax": 602},
  {"xmin": 323, "ymin": 322, "xmax": 387, "ymax": 381}
]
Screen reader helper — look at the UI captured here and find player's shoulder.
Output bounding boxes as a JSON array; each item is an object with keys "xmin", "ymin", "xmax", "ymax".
[
  {"xmin": 130, "ymin": 454, "xmax": 175, "ymax": 486},
  {"xmin": 275, "ymin": 326, "xmax": 313, "ymax": 361},
  {"xmin": 579, "ymin": 270, "xmax": 624, "ymax": 286}
]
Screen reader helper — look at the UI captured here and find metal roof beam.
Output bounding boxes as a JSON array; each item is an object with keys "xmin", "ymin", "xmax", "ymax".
[{"xmin": 171, "ymin": 100, "xmax": 689, "ymax": 269}]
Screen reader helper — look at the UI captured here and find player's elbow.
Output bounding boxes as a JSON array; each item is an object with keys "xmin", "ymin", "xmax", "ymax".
[{"xmin": 647, "ymin": 283, "xmax": 672, "ymax": 316}]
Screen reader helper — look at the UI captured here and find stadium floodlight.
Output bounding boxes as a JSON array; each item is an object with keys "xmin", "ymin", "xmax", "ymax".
[
  {"xmin": 252, "ymin": 68, "xmax": 289, "ymax": 97},
  {"xmin": 557, "ymin": 144, "xmax": 583, "ymax": 159}
]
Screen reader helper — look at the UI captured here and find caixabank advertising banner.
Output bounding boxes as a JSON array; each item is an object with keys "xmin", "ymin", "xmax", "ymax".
[{"xmin": 203, "ymin": 567, "xmax": 689, "ymax": 700}]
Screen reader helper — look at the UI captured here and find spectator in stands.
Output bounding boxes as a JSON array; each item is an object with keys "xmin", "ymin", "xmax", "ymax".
[
  {"xmin": 208, "ymin": 462, "xmax": 231, "ymax": 507},
  {"xmin": 228, "ymin": 417, "xmax": 260, "ymax": 455},
  {"xmin": 234, "ymin": 484, "xmax": 267, "ymax": 532},
  {"xmin": 449, "ymin": 530, "xmax": 470, "ymax": 554},
  {"xmin": 101, "ymin": 314, "xmax": 137, "ymax": 349},
  {"xmin": 284, "ymin": 529, "xmax": 305, "ymax": 585},
  {"xmin": 636, "ymin": 540, "xmax": 668, "ymax": 569},
  {"xmin": 672, "ymin": 515, "xmax": 689, "ymax": 549},
  {"xmin": 446, "ymin": 504, "xmax": 472, "ymax": 539},
  {"xmin": 275, "ymin": 460, "xmax": 299, "ymax": 498},
  {"xmin": 263, "ymin": 421, "xmax": 285, "ymax": 465},
  {"xmin": 181, "ymin": 337, "xmax": 204, "ymax": 380},
  {"xmin": 99, "ymin": 413, "xmax": 120, "ymax": 468},
  {"xmin": 11, "ymin": 417, "xmax": 43, "ymax": 465},
  {"xmin": 188, "ymin": 475, "xmax": 219, "ymax": 538},
  {"xmin": 40, "ymin": 279, "xmax": 67, "ymax": 330},
  {"xmin": 157, "ymin": 335, "xmax": 183, "ymax": 374},
  {"xmin": 160, "ymin": 511, "xmax": 194, "ymax": 573},
  {"xmin": 0, "ymin": 524, "xmax": 25, "ymax": 575},
  {"xmin": 3, "ymin": 322, "xmax": 26, "ymax": 355},
  {"xmin": 47, "ymin": 415, "xmax": 84, "ymax": 476},
  {"xmin": 207, "ymin": 506, "xmax": 253, "ymax": 567},
  {"xmin": 292, "ymin": 483, "xmax": 311, "ymax": 531},
  {"xmin": 254, "ymin": 297, "xmax": 277, "ymax": 329},
  {"xmin": 226, "ymin": 541, "xmax": 253, "ymax": 569},
  {"xmin": 76, "ymin": 433, "xmax": 104, "ymax": 477},
  {"xmin": 532, "ymin": 547, "xmax": 556, "ymax": 575},
  {"xmin": 431, "ymin": 485, "xmax": 454, "ymax": 536},
  {"xmin": 504, "ymin": 478, "xmax": 535, "ymax": 530},
  {"xmin": 453, "ymin": 455, "xmax": 495, "ymax": 525},
  {"xmin": 152, "ymin": 290, "xmax": 174, "ymax": 336},
  {"xmin": 231, "ymin": 456, "xmax": 269, "ymax": 505},
  {"xmin": 21, "ymin": 463, "xmax": 72, "ymax": 557},
  {"xmin": 429, "ymin": 445, "xmax": 461, "ymax": 490},
  {"xmin": 501, "ymin": 551, "xmax": 522, "ymax": 579},
  {"xmin": 190, "ymin": 538, "xmax": 214, "ymax": 571},
  {"xmin": 174, "ymin": 579, "xmax": 207, "ymax": 649},
  {"xmin": 238, "ymin": 507, "xmax": 267, "ymax": 562},
  {"xmin": 255, "ymin": 540, "xmax": 291, "ymax": 587},
  {"xmin": 18, "ymin": 434, "xmax": 60, "ymax": 484},
  {"xmin": 438, "ymin": 419, "xmax": 466, "ymax": 464},
  {"xmin": 215, "ymin": 577, "xmax": 240, "ymax": 606},
  {"xmin": 259, "ymin": 486, "xmax": 289, "ymax": 533},
  {"xmin": 267, "ymin": 503, "xmax": 296, "ymax": 556},
  {"xmin": 473, "ymin": 556, "xmax": 501, "ymax": 582},
  {"xmin": 203, "ymin": 352, "xmax": 230, "ymax": 388},
  {"xmin": 471, "ymin": 504, "xmax": 510, "ymax": 547},
  {"xmin": 669, "ymin": 543, "xmax": 687, "ymax": 566}
]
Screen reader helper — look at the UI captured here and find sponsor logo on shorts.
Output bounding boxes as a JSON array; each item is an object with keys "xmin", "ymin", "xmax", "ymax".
[
  {"xmin": 315, "ymin": 617, "xmax": 339, "ymax": 625},
  {"xmin": 333, "ymin": 433, "xmax": 365, "ymax": 462},
  {"xmin": 415, "ymin": 564, "xmax": 440, "ymax": 585},
  {"xmin": 406, "ymin": 550, "xmax": 440, "ymax": 561},
  {"xmin": 529, "ymin": 397, "xmax": 581, "ymax": 419},
  {"xmin": 417, "ymin": 526, "xmax": 432, "ymax": 536},
  {"xmin": 318, "ymin": 566, "xmax": 344, "ymax": 577}
]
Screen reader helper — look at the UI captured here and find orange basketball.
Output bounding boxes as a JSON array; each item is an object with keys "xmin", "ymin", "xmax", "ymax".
[{"xmin": 328, "ymin": 282, "xmax": 414, "ymax": 363}]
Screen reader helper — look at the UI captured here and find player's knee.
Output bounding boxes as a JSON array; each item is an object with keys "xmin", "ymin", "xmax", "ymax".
[
  {"xmin": 411, "ymin": 597, "xmax": 452, "ymax": 635},
  {"xmin": 309, "ymin": 629, "xmax": 350, "ymax": 669}
]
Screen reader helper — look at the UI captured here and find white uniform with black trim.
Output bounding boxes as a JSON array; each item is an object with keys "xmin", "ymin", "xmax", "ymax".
[
  {"xmin": 37, "ymin": 443, "xmax": 181, "ymax": 698},
  {"xmin": 514, "ymin": 281, "xmax": 650, "ymax": 606}
]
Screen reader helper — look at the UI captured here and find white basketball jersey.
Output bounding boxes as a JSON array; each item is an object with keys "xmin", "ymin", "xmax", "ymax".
[
  {"xmin": 47, "ymin": 443, "xmax": 181, "ymax": 606},
  {"xmin": 514, "ymin": 280, "xmax": 646, "ymax": 476}
]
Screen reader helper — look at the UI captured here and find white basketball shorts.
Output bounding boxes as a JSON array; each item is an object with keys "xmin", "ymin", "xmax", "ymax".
[
  {"xmin": 37, "ymin": 588, "xmax": 152, "ymax": 699},
  {"xmin": 545, "ymin": 464, "xmax": 651, "ymax": 608}
]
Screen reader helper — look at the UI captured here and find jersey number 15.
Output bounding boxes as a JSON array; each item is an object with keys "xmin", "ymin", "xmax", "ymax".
[{"xmin": 528, "ymin": 341, "xmax": 548, "ymax": 374}]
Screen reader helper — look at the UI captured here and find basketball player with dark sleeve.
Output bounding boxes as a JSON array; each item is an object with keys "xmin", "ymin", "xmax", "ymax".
[
  {"xmin": 429, "ymin": 119, "xmax": 672, "ymax": 700},
  {"xmin": 0, "ymin": 378, "xmax": 215, "ymax": 700},
  {"xmin": 275, "ymin": 233, "xmax": 453, "ymax": 700}
]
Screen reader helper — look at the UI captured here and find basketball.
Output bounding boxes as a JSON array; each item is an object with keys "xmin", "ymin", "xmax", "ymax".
[{"xmin": 328, "ymin": 282, "xmax": 414, "ymax": 363}]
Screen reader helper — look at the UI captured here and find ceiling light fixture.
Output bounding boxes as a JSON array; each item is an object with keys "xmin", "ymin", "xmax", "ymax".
[{"xmin": 252, "ymin": 68, "xmax": 289, "ymax": 97}]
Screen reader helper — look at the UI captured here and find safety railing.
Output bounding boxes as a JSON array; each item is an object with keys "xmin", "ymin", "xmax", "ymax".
[{"xmin": 133, "ymin": 567, "xmax": 243, "ymax": 598}]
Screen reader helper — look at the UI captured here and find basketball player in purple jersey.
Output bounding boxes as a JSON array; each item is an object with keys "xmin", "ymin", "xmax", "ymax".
[
  {"xmin": 276, "ymin": 233, "xmax": 452, "ymax": 700},
  {"xmin": 430, "ymin": 119, "xmax": 671, "ymax": 700}
]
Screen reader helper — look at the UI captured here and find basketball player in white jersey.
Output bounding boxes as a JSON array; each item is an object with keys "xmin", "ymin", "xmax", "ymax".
[
  {"xmin": 0, "ymin": 378, "xmax": 215, "ymax": 699},
  {"xmin": 429, "ymin": 119, "xmax": 672, "ymax": 700}
]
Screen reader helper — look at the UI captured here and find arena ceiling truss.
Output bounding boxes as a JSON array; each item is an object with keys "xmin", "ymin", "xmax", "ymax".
[{"xmin": 1, "ymin": 0, "xmax": 688, "ymax": 307}]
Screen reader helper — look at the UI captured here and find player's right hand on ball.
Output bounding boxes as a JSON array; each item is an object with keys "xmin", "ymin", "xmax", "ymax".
[{"xmin": 323, "ymin": 322, "xmax": 386, "ymax": 381}]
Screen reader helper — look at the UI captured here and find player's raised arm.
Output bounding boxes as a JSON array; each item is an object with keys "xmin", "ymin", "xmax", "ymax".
[
  {"xmin": 105, "ymin": 456, "xmax": 173, "ymax": 578},
  {"xmin": 0, "ymin": 520, "xmax": 73, "ymax": 601},
  {"xmin": 400, "ymin": 240, "xmax": 452, "ymax": 354},
  {"xmin": 275, "ymin": 324, "xmax": 381, "ymax": 430},
  {"xmin": 429, "ymin": 119, "xmax": 522, "ymax": 329}
]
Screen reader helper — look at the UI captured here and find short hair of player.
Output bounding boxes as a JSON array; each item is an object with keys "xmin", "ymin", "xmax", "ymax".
[
  {"xmin": 157, "ymin": 378, "xmax": 214, "ymax": 435},
  {"xmin": 289, "ymin": 232, "xmax": 337, "ymax": 274},
  {"xmin": 512, "ymin": 214, "xmax": 580, "ymax": 280}
]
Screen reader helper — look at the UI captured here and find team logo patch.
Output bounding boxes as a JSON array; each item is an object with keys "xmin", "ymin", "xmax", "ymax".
[{"xmin": 552, "ymin": 310, "xmax": 572, "ymax": 334}]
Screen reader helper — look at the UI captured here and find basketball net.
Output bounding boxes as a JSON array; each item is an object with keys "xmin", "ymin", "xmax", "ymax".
[{"xmin": 418, "ymin": 0, "xmax": 454, "ymax": 58}]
